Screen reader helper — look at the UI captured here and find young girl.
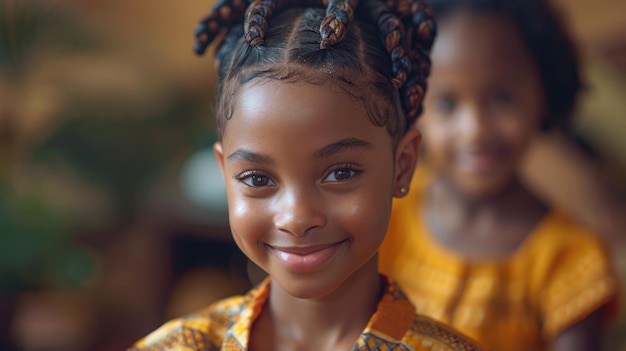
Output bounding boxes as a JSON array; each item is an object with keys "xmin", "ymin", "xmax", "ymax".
[
  {"xmin": 379, "ymin": 0, "xmax": 620, "ymax": 350},
  {"xmin": 128, "ymin": 0, "xmax": 488, "ymax": 349}
]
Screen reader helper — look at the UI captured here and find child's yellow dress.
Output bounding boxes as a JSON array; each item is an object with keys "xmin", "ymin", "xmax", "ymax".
[
  {"xmin": 128, "ymin": 276, "xmax": 488, "ymax": 350},
  {"xmin": 379, "ymin": 170, "xmax": 620, "ymax": 351}
]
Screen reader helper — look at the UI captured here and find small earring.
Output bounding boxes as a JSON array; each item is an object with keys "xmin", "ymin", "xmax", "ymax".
[{"xmin": 399, "ymin": 187, "xmax": 407, "ymax": 195}]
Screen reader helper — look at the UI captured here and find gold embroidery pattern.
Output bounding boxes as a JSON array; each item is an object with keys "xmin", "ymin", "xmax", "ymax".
[
  {"xmin": 354, "ymin": 334, "xmax": 410, "ymax": 350},
  {"xmin": 128, "ymin": 277, "xmax": 487, "ymax": 351},
  {"xmin": 128, "ymin": 325, "xmax": 216, "ymax": 351},
  {"xmin": 409, "ymin": 318, "xmax": 487, "ymax": 351}
]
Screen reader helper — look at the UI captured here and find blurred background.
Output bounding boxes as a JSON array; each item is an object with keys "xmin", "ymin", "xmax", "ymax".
[{"xmin": 0, "ymin": 0, "xmax": 624, "ymax": 350}]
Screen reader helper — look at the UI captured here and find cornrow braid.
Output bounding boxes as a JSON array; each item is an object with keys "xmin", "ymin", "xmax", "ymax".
[
  {"xmin": 320, "ymin": 0, "xmax": 359, "ymax": 49},
  {"xmin": 245, "ymin": 0, "xmax": 361, "ymax": 49},
  {"xmin": 364, "ymin": 0, "xmax": 435, "ymax": 126},
  {"xmin": 194, "ymin": 0, "xmax": 248, "ymax": 55},
  {"xmin": 198, "ymin": 1, "xmax": 436, "ymax": 141},
  {"xmin": 402, "ymin": 0, "xmax": 435, "ymax": 123},
  {"xmin": 363, "ymin": 0, "xmax": 409, "ymax": 90},
  {"xmin": 196, "ymin": 0, "xmax": 361, "ymax": 54},
  {"xmin": 244, "ymin": 0, "xmax": 283, "ymax": 47}
]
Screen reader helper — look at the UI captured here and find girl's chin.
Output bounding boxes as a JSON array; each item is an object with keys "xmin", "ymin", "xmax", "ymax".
[
  {"xmin": 271, "ymin": 275, "xmax": 346, "ymax": 300},
  {"xmin": 454, "ymin": 175, "xmax": 515, "ymax": 198}
]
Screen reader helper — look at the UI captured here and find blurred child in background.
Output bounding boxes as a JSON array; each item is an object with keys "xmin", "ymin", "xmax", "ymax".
[{"xmin": 379, "ymin": 0, "xmax": 620, "ymax": 350}]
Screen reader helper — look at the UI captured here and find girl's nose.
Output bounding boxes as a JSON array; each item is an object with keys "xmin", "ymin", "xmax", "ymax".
[
  {"xmin": 273, "ymin": 188, "xmax": 326, "ymax": 237},
  {"xmin": 459, "ymin": 105, "xmax": 490, "ymax": 144}
]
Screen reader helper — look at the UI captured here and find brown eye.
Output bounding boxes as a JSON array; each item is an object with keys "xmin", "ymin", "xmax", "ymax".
[
  {"xmin": 250, "ymin": 175, "xmax": 271, "ymax": 186},
  {"xmin": 236, "ymin": 171, "xmax": 275, "ymax": 187},
  {"xmin": 323, "ymin": 164, "xmax": 362, "ymax": 183},
  {"xmin": 333, "ymin": 169, "xmax": 354, "ymax": 181},
  {"xmin": 435, "ymin": 97, "xmax": 456, "ymax": 115}
]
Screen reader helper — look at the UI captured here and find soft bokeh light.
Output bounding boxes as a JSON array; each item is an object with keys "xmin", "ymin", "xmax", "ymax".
[{"xmin": 180, "ymin": 148, "xmax": 227, "ymax": 213}]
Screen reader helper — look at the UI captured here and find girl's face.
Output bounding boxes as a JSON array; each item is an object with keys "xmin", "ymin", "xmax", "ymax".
[
  {"xmin": 215, "ymin": 79, "xmax": 419, "ymax": 299},
  {"xmin": 420, "ymin": 12, "xmax": 546, "ymax": 197}
]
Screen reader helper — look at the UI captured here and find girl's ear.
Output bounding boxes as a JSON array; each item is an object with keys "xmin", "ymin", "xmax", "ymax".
[
  {"xmin": 214, "ymin": 142, "xmax": 225, "ymax": 177},
  {"xmin": 393, "ymin": 128, "xmax": 422, "ymax": 198}
]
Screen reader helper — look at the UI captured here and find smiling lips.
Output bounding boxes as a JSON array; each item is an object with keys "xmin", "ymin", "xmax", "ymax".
[
  {"xmin": 268, "ymin": 240, "xmax": 347, "ymax": 273},
  {"xmin": 458, "ymin": 150, "xmax": 504, "ymax": 173}
]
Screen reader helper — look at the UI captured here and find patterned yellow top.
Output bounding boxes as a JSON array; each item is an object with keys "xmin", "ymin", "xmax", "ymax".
[
  {"xmin": 379, "ymin": 170, "xmax": 620, "ymax": 351},
  {"xmin": 128, "ymin": 275, "xmax": 488, "ymax": 351}
]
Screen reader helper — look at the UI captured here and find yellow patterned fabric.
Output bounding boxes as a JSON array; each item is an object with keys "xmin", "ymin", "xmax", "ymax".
[
  {"xmin": 128, "ymin": 276, "xmax": 488, "ymax": 351},
  {"xmin": 379, "ymin": 169, "xmax": 620, "ymax": 351}
]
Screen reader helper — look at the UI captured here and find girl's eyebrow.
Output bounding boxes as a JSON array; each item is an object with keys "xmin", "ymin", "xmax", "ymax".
[
  {"xmin": 227, "ymin": 138, "xmax": 371, "ymax": 164},
  {"xmin": 227, "ymin": 149, "xmax": 274, "ymax": 164},
  {"xmin": 313, "ymin": 138, "xmax": 372, "ymax": 159}
]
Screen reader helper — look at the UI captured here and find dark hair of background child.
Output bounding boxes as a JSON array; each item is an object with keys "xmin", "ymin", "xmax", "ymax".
[{"xmin": 428, "ymin": 0, "xmax": 580, "ymax": 130}]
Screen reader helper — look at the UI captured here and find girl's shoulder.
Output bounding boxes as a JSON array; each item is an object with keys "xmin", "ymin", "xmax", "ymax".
[
  {"xmin": 127, "ymin": 278, "xmax": 271, "ymax": 350},
  {"xmin": 406, "ymin": 314, "xmax": 491, "ymax": 351},
  {"xmin": 524, "ymin": 211, "xmax": 621, "ymax": 338},
  {"xmin": 369, "ymin": 277, "xmax": 491, "ymax": 351},
  {"xmin": 126, "ymin": 294, "xmax": 247, "ymax": 351},
  {"xmin": 523, "ymin": 210, "xmax": 612, "ymax": 260}
]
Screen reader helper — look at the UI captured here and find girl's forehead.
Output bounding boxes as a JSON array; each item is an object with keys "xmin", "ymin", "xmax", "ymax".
[
  {"xmin": 434, "ymin": 12, "xmax": 531, "ymax": 69},
  {"xmin": 221, "ymin": 79, "xmax": 392, "ymax": 151},
  {"xmin": 425, "ymin": 12, "xmax": 542, "ymax": 92},
  {"xmin": 234, "ymin": 78, "xmax": 363, "ymax": 119}
]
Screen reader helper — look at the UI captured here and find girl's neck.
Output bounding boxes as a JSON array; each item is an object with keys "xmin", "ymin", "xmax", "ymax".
[
  {"xmin": 425, "ymin": 174, "xmax": 548, "ymax": 259},
  {"xmin": 431, "ymin": 175, "xmax": 531, "ymax": 219},
  {"xmin": 252, "ymin": 258, "xmax": 381, "ymax": 351}
]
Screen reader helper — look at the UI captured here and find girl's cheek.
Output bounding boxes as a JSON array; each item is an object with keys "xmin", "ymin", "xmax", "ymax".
[
  {"xmin": 232, "ymin": 193, "xmax": 273, "ymax": 221},
  {"xmin": 228, "ymin": 198, "xmax": 267, "ymax": 249},
  {"xmin": 230, "ymin": 197, "xmax": 262, "ymax": 230},
  {"xmin": 231, "ymin": 197, "xmax": 251, "ymax": 219}
]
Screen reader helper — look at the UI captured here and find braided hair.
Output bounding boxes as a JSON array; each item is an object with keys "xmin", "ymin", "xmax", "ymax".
[
  {"xmin": 194, "ymin": 0, "xmax": 436, "ymax": 141},
  {"xmin": 427, "ymin": 0, "xmax": 580, "ymax": 130}
]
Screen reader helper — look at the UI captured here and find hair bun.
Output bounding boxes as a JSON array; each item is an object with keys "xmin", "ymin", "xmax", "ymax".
[
  {"xmin": 195, "ymin": 0, "xmax": 435, "ymax": 128},
  {"xmin": 366, "ymin": 0, "xmax": 436, "ymax": 126},
  {"xmin": 194, "ymin": 0, "xmax": 248, "ymax": 55}
]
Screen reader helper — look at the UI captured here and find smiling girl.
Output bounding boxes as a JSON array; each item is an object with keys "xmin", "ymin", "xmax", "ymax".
[{"xmin": 127, "ymin": 0, "xmax": 487, "ymax": 350}]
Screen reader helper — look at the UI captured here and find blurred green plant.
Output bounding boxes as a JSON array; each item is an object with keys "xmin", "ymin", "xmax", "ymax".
[
  {"xmin": 0, "ymin": 0, "xmax": 215, "ymax": 299},
  {"xmin": 0, "ymin": 0, "xmax": 101, "ymax": 296},
  {"xmin": 0, "ymin": 1, "xmax": 214, "ymax": 349},
  {"xmin": 0, "ymin": 185, "xmax": 95, "ymax": 294},
  {"xmin": 33, "ymin": 92, "xmax": 213, "ymax": 222},
  {"xmin": 0, "ymin": 0, "xmax": 94, "ymax": 83}
]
